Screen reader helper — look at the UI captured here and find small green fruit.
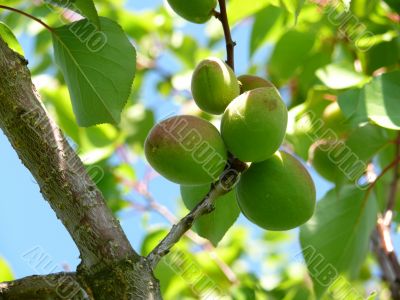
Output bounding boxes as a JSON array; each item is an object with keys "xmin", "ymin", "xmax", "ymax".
[
  {"xmin": 167, "ymin": 0, "xmax": 217, "ymax": 24},
  {"xmin": 238, "ymin": 74, "xmax": 274, "ymax": 93},
  {"xmin": 322, "ymin": 101, "xmax": 350, "ymax": 135},
  {"xmin": 221, "ymin": 87, "xmax": 288, "ymax": 162},
  {"xmin": 191, "ymin": 57, "xmax": 240, "ymax": 115},
  {"xmin": 236, "ymin": 151, "xmax": 316, "ymax": 231},
  {"xmin": 145, "ymin": 115, "xmax": 227, "ymax": 185},
  {"xmin": 309, "ymin": 139, "xmax": 348, "ymax": 182}
]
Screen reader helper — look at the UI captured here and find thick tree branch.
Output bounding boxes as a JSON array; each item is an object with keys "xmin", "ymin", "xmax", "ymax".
[
  {"xmin": 148, "ymin": 157, "xmax": 247, "ymax": 267},
  {"xmin": 0, "ymin": 37, "xmax": 135, "ymax": 269},
  {"xmin": 0, "ymin": 272, "xmax": 85, "ymax": 300},
  {"xmin": 0, "ymin": 38, "xmax": 161, "ymax": 299},
  {"xmin": 214, "ymin": 0, "xmax": 236, "ymax": 70}
]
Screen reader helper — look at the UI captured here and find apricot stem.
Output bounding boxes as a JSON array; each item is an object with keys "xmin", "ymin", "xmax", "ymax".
[{"xmin": 215, "ymin": 0, "xmax": 236, "ymax": 70}]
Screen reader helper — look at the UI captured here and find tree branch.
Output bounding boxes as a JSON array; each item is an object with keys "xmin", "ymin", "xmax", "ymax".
[
  {"xmin": 385, "ymin": 133, "xmax": 400, "ymax": 217},
  {"xmin": 0, "ymin": 272, "xmax": 86, "ymax": 300},
  {"xmin": 0, "ymin": 38, "xmax": 161, "ymax": 299},
  {"xmin": 130, "ymin": 171, "xmax": 239, "ymax": 283},
  {"xmin": 147, "ymin": 157, "xmax": 247, "ymax": 268},
  {"xmin": 372, "ymin": 231, "xmax": 400, "ymax": 300},
  {"xmin": 0, "ymin": 37, "xmax": 135, "ymax": 269},
  {"xmin": 214, "ymin": 0, "xmax": 236, "ymax": 70},
  {"xmin": 372, "ymin": 133, "xmax": 400, "ymax": 300}
]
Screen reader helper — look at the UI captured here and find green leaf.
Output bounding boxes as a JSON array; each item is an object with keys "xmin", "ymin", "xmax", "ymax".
[
  {"xmin": 342, "ymin": 0, "xmax": 351, "ymax": 11},
  {"xmin": 0, "ymin": 21, "xmax": 23, "ymax": 55},
  {"xmin": 345, "ymin": 124, "xmax": 390, "ymax": 163},
  {"xmin": 79, "ymin": 124, "xmax": 121, "ymax": 164},
  {"xmin": 52, "ymin": 17, "xmax": 136, "ymax": 126},
  {"xmin": 338, "ymin": 71, "xmax": 400, "ymax": 130},
  {"xmin": 91, "ymin": 162, "xmax": 130, "ymax": 213},
  {"xmin": 316, "ymin": 44, "xmax": 369, "ymax": 90},
  {"xmin": 383, "ymin": 0, "xmax": 400, "ymax": 14},
  {"xmin": 281, "ymin": 0, "xmax": 305, "ymax": 23},
  {"xmin": 316, "ymin": 63, "xmax": 367, "ymax": 89},
  {"xmin": 121, "ymin": 103, "xmax": 155, "ymax": 152},
  {"xmin": 45, "ymin": 0, "xmax": 100, "ymax": 27},
  {"xmin": 268, "ymin": 30, "xmax": 315, "ymax": 85},
  {"xmin": 366, "ymin": 291, "xmax": 378, "ymax": 300},
  {"xmin": 73, "ymin": 0, "xmax": 100, "ymax": 27},
  {"xmin": 228, "ymin": 0, "xmax": 270, "ymax": 25},
  {"xmin": 180, "ymin": 184, "xmax": 240, "ymax": 246},
  {"xmin": 250, "ymin": 6, "xmax": 284, "ymax": 56},
  {"xmin": 0, "ymin": 257, "xmax": 14, "ymax": 282},
  {"xmin": 300, "ymin": 187, "xmax": 378, "ymax": 298},
  {"xmin": 41, "ymin": 85, "xmax": 80, "ymax": 143}
]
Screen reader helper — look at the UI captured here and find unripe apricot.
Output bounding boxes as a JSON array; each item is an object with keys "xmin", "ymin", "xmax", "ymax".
[
  {"xmin": 236, "ymin": 151, "xmax": 316, "ymax": 231},
  {"xmin": 145, "ymin": 115, "xmax": 227, "ymax": 185},
  {"xmin": 238, "ymin": 74, "xmax": 274, "ymax": 93},
  {"xmin": 309, "ymin": 139, "xmax": 348, "ymax": 182},
  {"xmin": 221, "ymin": 87, "xmax": 288, "ymax": 162},
  {"xmin": 322, "ymin": 102, "xmax": 350, "ymax": 135},
  {"xmin": 167, "ymin": 0, "xmax": 217, "ymax": 24},
  {"xmin": 191, "ymin": 58, "xmax": 240, "ymax": 115}
]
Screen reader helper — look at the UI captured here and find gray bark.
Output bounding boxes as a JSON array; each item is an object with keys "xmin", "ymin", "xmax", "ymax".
[{"xmin": 0, "ymin": 272, "xmax": 86, "ymax": 299}]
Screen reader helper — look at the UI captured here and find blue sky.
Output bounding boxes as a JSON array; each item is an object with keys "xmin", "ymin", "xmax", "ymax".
[{"xmin": 0, "ymin": 0, "xmax": 332, "ymax": 279}]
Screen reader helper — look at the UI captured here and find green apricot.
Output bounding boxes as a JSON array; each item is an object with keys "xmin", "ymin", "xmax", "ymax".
[
  {"xmin": 191, "ymin": 57, "xmax": 240, "ymax": 115},
  {"xmin": 221, "ymin": 87, "xmax": 288, "ymax": 162},
  {"xmin": 167, "ymin": 0, "xmax": 217, "ymax": 24},
  {"xmin": 322, "ymin": 102, "xmax": 350, "ymax": 135},
  {"xmin": 236, "ymin": 151, "xmax": 316, "ymax": 231},
  {"xmin": 309, "ymin": 139, "xmax": 349, "ymax": 182},
  {"xmin": 145, "ymin": 115, "xmax": 227, "ymax": 185},
  {"xmin": 237, "ymin": 74, "xmax": 274, "ymax": 93}
]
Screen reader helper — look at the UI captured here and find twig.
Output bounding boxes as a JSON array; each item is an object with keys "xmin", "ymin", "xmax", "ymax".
[
  {"xmin": 385, "ymin": 133, "xmax": 400, "ymax": 217},
  {"xmin": 0, "ymin": 5, "xmax": 54, "ymax": 32},
  {"xmin": 133, "ymin": 176, "xmax": 239, "ymax": 283},
  {"xmin": 365, "ymin": 156, "xmax": 400, "ymax": 200},
  {"xmin": 214, "ymin": 0, "xmax": 236, "ymax": 70},
  {"xmin": 147, "ymin": 180, "xmax": 228, "ymax": 267},
  {"xmin": 147, "ymin": 157, "xmax": 247, "ymax": 268}
]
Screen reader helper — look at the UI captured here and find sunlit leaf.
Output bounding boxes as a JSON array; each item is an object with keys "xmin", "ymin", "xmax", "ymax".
[
  {"xmin": 339, "ymin": 71, "xmax": 400, "ymax": 130},
  {"xmin": 0, "ymin": 21, "xmax": 23, "ymax": 55},
  {"xmin": 228, "ymin": 0, "xmax": 270, "ymax": 24},
  {"xmin": 0, "ymin": 257, "xmax": 14, "ymax": 282},
  {"xmin": 52, "ymin": 17, "xmax": 136, "ymax": 126}
]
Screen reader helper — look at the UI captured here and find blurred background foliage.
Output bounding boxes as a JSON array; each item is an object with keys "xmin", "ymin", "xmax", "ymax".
[{"xmin": 0, "ymin": 0, "xmax": 399, "ymax": 299}]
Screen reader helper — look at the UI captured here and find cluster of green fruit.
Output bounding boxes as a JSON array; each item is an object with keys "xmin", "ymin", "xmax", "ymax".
[{"xmin": 144, "ymin": 0, "xmax": 316, "ymax": 231}]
